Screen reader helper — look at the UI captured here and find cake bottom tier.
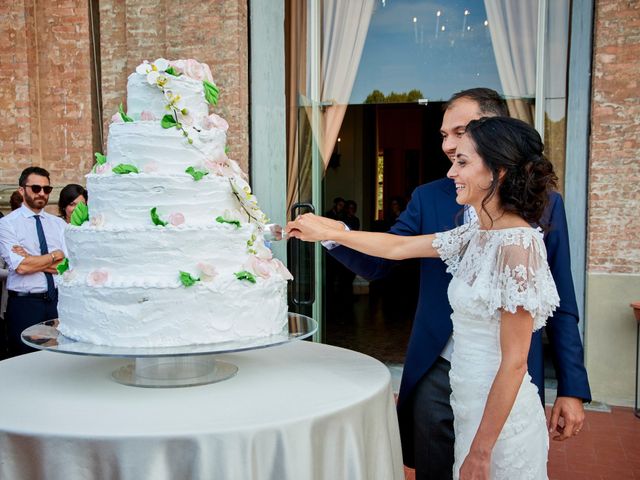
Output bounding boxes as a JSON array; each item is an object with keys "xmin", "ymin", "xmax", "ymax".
[{"xmin": 57, "ymin": 279, "xmax": 288, "ymax": 347}]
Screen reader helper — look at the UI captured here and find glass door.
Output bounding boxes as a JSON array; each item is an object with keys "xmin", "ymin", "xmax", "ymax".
[
  {"xmin": 286, "ymin": 0, "xmax": 324, "ymax": 337},
  {"xmin": 284, "ymin": 0, "xmax": 577, "ymax": 355}
]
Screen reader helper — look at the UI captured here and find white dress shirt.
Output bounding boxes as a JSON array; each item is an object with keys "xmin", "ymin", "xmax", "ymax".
[{"xmin": 0, "ymin": 205, "xmax": 67, "ymax": 293}]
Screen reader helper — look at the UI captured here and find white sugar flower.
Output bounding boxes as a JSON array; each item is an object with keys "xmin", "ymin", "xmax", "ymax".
[
  {"xmin": 135, "ymin": 61, "xmax": 152, "ymax": 75},
  {"xmin": 153, "ymin": 58, "xmax": 170, "ymax": 72},
  {"xmin": 62, "ymin": 268, "xmax": 77, "ymax": 282},
  {"xmin": 228, "ymin": 159, "xmax": 248, "ymax": 180},
  {"xmin": 146, "ymin": 70, "xmax": 160, "ymax": 85},
  {"xmin": 223, "ymin": 209, "xmax": 244, "ymax": 222},
  {"xmin": 90, "ymin": 213, "xmax": 105, "ymax": 227},
  {"xmin": 254, "ymin": 241, "xmax": 273, "ymax": 260}
]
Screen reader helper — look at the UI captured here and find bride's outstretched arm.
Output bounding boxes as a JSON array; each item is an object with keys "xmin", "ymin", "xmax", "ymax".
[{"xmin": 285, "ymin": 213, "xmax": 438, "ymax": 260}]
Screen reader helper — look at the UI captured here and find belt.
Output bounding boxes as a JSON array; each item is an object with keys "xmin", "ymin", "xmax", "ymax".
[{"xmin": 8, "ymin": 290, "xmax": 57, "ymax": 301}]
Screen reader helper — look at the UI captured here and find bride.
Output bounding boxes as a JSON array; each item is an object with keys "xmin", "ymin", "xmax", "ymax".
[{"xmin": 286, "ymin": 116, "xmax": 559, "ymax": 480}]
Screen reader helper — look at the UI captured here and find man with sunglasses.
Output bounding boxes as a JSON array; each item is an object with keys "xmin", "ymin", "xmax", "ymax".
[{"xmin": 0, "ymin": 167, "xmax": 67, "ymax": 356}]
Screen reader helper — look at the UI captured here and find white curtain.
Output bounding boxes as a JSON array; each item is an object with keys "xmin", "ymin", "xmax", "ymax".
[
  {"xmin": 317, "ymin": 0, "xmax": 374, "ymax": 167},
  {"xmin": 546, "ymin": 1, "xmax": 569, "ymax": 122},
  {"xmin": 484, "ymin": 0, "xmax": 538, "ymax": 123}
]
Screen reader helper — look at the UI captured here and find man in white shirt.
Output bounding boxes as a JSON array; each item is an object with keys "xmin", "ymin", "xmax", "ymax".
[{"xmin": 0, "ymin": 167, "xmax": 67, "ymax": 356}]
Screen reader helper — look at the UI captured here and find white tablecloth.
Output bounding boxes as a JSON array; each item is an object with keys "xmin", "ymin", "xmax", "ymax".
[{"xmin": 0, "ymin": 341, "xmax": 403, "ymax": 480}]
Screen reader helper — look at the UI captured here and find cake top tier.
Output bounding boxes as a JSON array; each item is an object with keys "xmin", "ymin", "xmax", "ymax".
[{"xmin": 126, "ymin": 58, "xmax": 218, "ymax": 122}]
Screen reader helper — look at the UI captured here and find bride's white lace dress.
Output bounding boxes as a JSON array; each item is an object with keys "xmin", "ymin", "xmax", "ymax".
[{"xmin": 433, "ymin": 223, "xmax": 560, "ymax": 480}]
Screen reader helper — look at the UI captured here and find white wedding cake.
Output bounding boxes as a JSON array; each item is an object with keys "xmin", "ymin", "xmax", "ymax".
[{"xmin": 57, "ymin": 59, "xmax": 291, "ymax": 347}]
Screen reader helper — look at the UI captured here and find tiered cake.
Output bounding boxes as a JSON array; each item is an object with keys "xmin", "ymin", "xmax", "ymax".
[{"xmin": 57, "ymin": 59, "xmax": 291, "ymax": 347}]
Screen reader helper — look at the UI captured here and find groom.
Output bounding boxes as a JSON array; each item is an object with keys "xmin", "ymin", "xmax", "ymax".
[{"xmin": 326, "ymin": 88, "xmax": 591, "ymax": 479}]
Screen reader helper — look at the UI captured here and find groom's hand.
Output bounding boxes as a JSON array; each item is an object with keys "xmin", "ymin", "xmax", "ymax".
[{"xmin": 548, "ymin": 396, "xmax": 585, "ymax": 441}]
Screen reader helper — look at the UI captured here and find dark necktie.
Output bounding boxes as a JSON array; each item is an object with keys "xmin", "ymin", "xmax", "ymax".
[{"xmin": 33, "ymin": 215, "xmax": 56, "ymax": 301}]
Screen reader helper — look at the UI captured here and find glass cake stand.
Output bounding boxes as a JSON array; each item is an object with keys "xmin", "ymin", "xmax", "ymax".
[{"xmin": 21, "ymin": 313, "xmax": 317, "ymax": 388}]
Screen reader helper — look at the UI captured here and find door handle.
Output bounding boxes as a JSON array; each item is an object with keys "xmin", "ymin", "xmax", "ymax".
[{"xmin": 290, "ymin": 202, "xmax": 315, "ymax": 306}]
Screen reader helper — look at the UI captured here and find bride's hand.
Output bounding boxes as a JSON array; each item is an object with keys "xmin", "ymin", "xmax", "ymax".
[
  {"xmin": 285, "ymin": 213, "xmax": 344, "ymax": 242},
  {"xmin": 459, "ymin": 451, "xmax": 490, "ymax": 480}
]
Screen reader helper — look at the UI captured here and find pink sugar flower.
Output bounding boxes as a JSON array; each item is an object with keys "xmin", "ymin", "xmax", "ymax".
[
  {"xmin": 271, "ymin": 259, "xmax": 293, "ymax": 281},
  {"xmin": 197, "ymin": 262, "xmax": 218, "ymax": 282},
  {"xmin": 111, "ymin": 113, "xmax": 123, "ymax": 123},
  {"xmin": 168, "ymin": 212, "xmax": 185, "ymax": 226},
  {"xmin": 143, "ymin": 161, "xmax": 159, "ymax": 173},
  {"xmin": 202, "ymin": 114, "xmax": 229, "ymax": 132},
  {"xmin": 246, "ymin": 256, "xmax": 271, "ymax": 279},
  {"xmin": 95, "ymin": 163, "xmax": 111, "ymax": 175},
  {"xmin": 140, "ymin": 110, "xmax": 156, "ymax": 121},
  {"xmin": 87, "ymin": 269, "xmax": 110, "ymax": 286},
  {"xmin": 183, "ymin": 59, "xmax": 206, "ymax": 81},
  {"xmin": 204, "ymin": 160, "xmax": 229, "ymax": 177},
  {"xmin": 202, "ymin": 63, "xmax": 214, "ymax": 83}
]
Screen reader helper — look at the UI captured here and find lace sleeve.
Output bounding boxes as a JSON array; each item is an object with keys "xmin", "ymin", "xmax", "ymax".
[
  {"xmin": 491, "ymin": 230, "xmax": 560, "ymax": 331},
  {"xmin": 432, "ymin": 222, "xmax": 478, "ymax": 276}
]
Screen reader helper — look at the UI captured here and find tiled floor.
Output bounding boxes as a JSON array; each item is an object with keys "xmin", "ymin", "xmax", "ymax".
[{"xmin": 402, "ymin": 407, "xmax": 640, "ymax": 480}]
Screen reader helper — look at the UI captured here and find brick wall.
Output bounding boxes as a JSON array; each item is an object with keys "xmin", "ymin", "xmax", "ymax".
[
  {"xmin": 588, "ymin": 0, "xmax": 640, "ymax": 273},
  {"xmin": 0, "ymin": 0, "xmax": 249, "ymax": 211},
  {"xmin": 0, "ymin": 0, "xmax": 94, "ymax": 198}
]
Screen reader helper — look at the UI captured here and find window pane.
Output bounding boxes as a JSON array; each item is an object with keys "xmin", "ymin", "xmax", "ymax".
[{"xmin": 351, "ymin": 0, "xmax": 502, "ymax": 104}]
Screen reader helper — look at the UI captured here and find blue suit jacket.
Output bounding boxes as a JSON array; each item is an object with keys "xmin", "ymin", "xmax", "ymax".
[{"xmin": 329, "ymin": 177, "xmax": 591, "ymax": 467}]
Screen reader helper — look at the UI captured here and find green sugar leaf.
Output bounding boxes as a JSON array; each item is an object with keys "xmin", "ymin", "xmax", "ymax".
[
  {"xmin": 150, "ymin": 207, "xmax": 168, "ymax": 227},
  {"xmin": 94, "ymin": 152, "xmax": 107, "ymax": 165},
  {"xmin": 56, "ymin": 258, "xmax": 69, "ymax": 275},
  {"xmin": 118, "ymin": 103, "xmax": 134, "ymax": 122},
  {"xmin": 203, "ymin": 80, "xmax": 219, "ymax": 106},
  {"xmin": 112, "ymin": 164, "xmax": 139, "ymax": 175},
  {"xmin": 224, "ymin": 145, "xmax": 229, "ymax": 155},
  {"xmin": 70, "ymin": 201, "xmax": 89, "ymax": 226},
  {"xmin": 165, "ymin": 66, "xmax": 181, "ymax": 76},
  {"xmin": 185, "ymin": 166, "xmax": 209, "ymax": 181},
  {"xmin": 179, "ymin": 271, "xmax": 200, "ymax": 287},
  {"xmin": 161, "ymin": 114, "xmax": 177, "ymax": 129},
  {"xmin": 216, "ymin": 216, "xmax": 241, "ymax": 229},
  {"xmin": 234, "ymin": 270, "xmax": 257, "ymax": 284}
]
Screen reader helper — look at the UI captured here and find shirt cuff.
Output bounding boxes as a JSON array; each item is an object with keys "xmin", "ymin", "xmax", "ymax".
[{"xmin": 320, "ymin": 222, "xmax": 350, "ymax": 250}]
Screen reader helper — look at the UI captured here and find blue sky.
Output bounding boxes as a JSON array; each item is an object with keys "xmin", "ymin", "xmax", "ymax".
[{"xmin": 350, "ymin": 0, "xmax": 503, "ymax": 104}]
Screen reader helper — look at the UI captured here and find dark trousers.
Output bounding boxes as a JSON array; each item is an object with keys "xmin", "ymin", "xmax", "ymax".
[
  {"xmin": 6, "ymin": 295, "xmax": 58, "ymax": 357},
  {"xmin": 413, "ymin": 356, "xmax": 455, "ymax": 480}
]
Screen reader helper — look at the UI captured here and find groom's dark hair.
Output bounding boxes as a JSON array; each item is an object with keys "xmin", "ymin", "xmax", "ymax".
[{"xmin": 445, "ymin": 88, "xmax": 509, "ymax": 118}]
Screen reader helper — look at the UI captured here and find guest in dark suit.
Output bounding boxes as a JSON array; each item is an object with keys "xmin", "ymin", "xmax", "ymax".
[
  {"xmin": 325, "ymin": 196, "xmax": 346, "ymax": 221},
  {"xmin": 325, "ymin": 88, "xmax": 591, "ymax": 479}
]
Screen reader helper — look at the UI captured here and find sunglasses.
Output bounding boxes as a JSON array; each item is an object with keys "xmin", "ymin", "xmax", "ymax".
[{"xmin": 24, "ymin": 185, "xmax": 53, "ymax": 194}]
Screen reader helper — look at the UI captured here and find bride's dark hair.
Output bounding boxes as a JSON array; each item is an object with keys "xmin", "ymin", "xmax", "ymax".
[{"xmin": 465, "ymin": 116, "xmax": 558, "ymax": 227}]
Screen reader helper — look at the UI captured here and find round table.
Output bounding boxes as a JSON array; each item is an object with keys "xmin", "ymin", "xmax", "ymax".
[{"xmin": 0, "ymin": 341, "xmax": 404, "ymax": 480}]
